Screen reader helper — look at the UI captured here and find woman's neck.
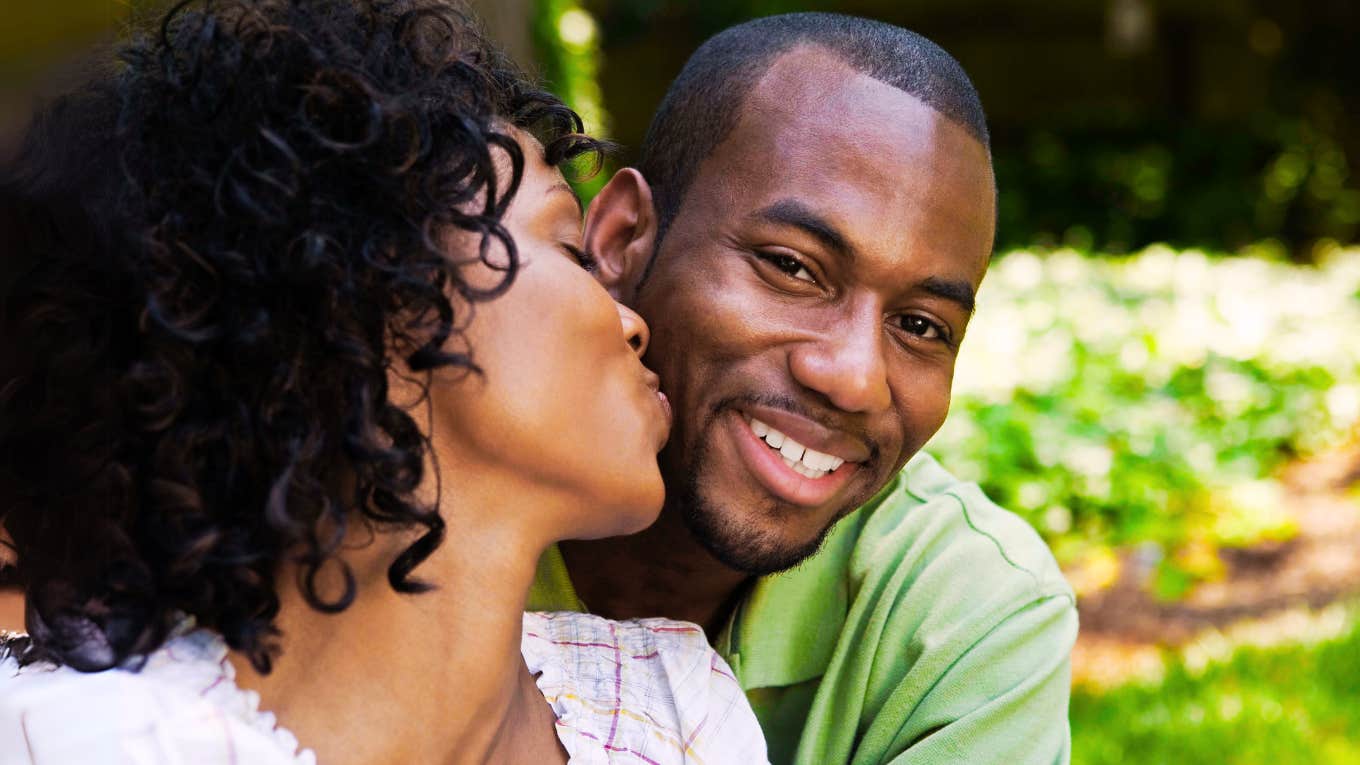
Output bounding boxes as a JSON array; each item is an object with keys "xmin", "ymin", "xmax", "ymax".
[{"xmin": 230, "ymin": 483, "xmax": 568, "ymax": 764}]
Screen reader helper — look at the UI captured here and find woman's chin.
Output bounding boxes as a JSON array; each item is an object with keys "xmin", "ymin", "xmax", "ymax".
[{"xmin": 574, "ymin": 483, "xmax": 665, "ymax": 541}]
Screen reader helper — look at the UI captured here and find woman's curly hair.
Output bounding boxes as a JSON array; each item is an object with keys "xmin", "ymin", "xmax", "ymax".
[{"xmin": 0, "ymin": 0, "xmax": 604, "ymax": 673}]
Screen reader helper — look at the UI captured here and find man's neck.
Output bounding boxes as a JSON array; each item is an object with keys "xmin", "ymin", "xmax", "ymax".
[{"xmin": 560, "ymin": 507, "xmax": 751, "ymax": 636}]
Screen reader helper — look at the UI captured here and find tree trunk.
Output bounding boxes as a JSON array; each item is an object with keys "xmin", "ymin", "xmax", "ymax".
[{"xmin": 470, "ymin": 0, "xmax": 537, "ymax": 72}]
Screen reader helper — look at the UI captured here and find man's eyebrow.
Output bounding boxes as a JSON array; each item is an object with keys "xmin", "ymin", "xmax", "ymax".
[
  {"xmin": 548, "ymin": 181, "xmax": 583, "ymax": 216},
  {"xmin": 750, "ymin": 198, "xmax": 851, "ymax": 257},
  {"xmin": 753, "ymin": 198, "xmax": 976, "ymax": 314},
  {"xmin": 920, "ymin": 276, "xmax": 976, "ymax": 315}
]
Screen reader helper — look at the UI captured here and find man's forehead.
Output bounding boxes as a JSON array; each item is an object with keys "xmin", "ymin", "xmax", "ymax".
[
  {"xmin": 680, "ymin": 46, "xmax": 995, "ymax": 285},
  {"xmin": 744, "ymin": 45, "xmax": 879, "ymax": 118},
  {"xmin": 731, "ymin": 46, "xmax": 978, "ymax": 175}
]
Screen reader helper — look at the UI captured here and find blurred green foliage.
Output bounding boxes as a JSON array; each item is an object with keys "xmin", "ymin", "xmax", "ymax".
[
  {"xmin": 996, "ymin": 117, "xmax": 1359, "ymax": 257},
  {"xmin": 927, "ymin": 246, "xmax": 1360, "ymax": 566},
  {"xmin": 532, "ymin": 0, "xmax": 611, "ymax": 199},
  {"xmin": 8, "ymin": 2, "xmax": 1355, "ymax": 254},
  {"xmin": 1072, "ymin": 609, "xmax": 1360, "ymax": 763}
]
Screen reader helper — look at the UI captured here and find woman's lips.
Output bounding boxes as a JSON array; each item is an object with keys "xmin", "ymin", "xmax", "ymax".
[
  {"xmin": 636, "ymin": 365, "xmax": 671, "ymax": 447},
  {"xmin": 656, "ymin": 390, "xmax": 673, "ymax": 437}
]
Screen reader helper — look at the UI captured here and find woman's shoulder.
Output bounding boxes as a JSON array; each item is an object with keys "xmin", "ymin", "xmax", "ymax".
[
  {"xmin": 522, "ymin": 611, "xmax": 769, "ymax": 764},
  {"xmin": 0, "ymin": 631, "xmax": 312, "ymax": 765},
  {"xmin": 523, "ymin": 609, "xmax": 714, "ymax": 656}
]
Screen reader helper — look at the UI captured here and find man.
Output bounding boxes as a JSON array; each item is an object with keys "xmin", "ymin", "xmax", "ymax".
[{"xmin": 530, "ymin": 13, "xmax": 1077, "ymax": 764}]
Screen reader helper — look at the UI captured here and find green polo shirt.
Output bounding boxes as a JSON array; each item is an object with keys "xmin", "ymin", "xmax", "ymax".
[{"xmin": 528, "ymin": 452, "xmax": 1077, "ymax": 764}]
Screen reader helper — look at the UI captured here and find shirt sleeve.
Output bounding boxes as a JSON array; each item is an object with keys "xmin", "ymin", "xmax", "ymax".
[
  {"xmin": 863, "ymin": 593, "xmax": 1078, "ymax": 765},
  {"xmin": 790, "ymin": 475, "xmax": 1079, "ymax": 765}
]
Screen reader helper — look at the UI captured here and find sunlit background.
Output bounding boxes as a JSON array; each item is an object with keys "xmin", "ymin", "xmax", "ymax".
[{"xmin": 3, "ymin": 1, "xmax": 1358, "ymax": 760}]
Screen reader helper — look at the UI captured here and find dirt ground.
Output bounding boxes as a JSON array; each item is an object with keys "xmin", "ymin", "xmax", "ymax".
[{"xmin": 1072, "ymin": 447, "xmax": 1360, "ymax": 686}]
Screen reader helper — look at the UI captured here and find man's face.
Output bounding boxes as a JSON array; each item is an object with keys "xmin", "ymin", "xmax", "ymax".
[{"xmin": 632, "ymin": 47, "xmax": 996, "ymax": 573}]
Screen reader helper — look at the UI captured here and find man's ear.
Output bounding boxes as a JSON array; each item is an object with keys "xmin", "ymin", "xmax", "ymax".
[{"xmin": 583, "ymin": 168, "xmax": 657, "ymax": 301}]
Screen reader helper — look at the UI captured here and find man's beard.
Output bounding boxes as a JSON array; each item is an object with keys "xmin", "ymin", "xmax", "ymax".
[{"xmin": 670, "ymin": 435, "xmax": 853, "ymax": 576}]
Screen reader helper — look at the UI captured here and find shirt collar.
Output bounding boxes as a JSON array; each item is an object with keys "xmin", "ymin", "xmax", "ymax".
[{"xmin": 717, "ymin": 471, "xmax": 904, "ymax": 690}]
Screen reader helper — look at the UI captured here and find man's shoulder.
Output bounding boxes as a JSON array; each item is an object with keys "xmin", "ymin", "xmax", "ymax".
[
  {"xmin": 847, "ymin": 452, "xmax": 1073, "ymax": 610},
  {"xmin": 769, "ymin": 454, "xmax": 1075, "ymax": 764}
]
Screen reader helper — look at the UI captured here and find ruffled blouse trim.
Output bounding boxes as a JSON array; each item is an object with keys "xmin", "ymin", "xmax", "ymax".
[{"xmin": 138, "ymin": 621, "xmax": 317, "ymax": 765}]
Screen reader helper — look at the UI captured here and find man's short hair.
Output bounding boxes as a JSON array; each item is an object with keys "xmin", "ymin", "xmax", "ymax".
[{"xmin": 639, "ymin": 12, "xmax": 991, "ymax": 243}]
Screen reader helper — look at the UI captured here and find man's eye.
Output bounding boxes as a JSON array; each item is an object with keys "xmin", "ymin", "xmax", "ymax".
[
  {"xmin": 895, "ymin": 314, "xmax": 947, "ymax": 341},
  {"xmin": 756, "ymin": 251, "xmax": 815, "ymax": 283},
  {"xmin": 563, "ymin": 244, "xmax": 597, "ymax": 273}
]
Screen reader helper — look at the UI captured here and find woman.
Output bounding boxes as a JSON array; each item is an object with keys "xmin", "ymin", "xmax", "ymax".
[{"xmin": 0, "ymin": 1, "xmax": 767, "ymax": 763}]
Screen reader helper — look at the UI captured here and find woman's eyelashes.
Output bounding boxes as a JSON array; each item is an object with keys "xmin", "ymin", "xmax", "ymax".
[{"xmin": 563, "ymin": 243, "xmax": 598, "ymax": 272}]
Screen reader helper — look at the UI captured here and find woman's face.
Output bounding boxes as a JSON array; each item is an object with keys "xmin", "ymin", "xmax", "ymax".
[{"xmin": 423, "ymin": 132, "xmax": 671, "ymax": 540}]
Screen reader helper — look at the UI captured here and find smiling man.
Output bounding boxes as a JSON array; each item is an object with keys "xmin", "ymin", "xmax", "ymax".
[{"xmin": 529, "ymin": 13, "xmax": 1076, "ymax": 765}]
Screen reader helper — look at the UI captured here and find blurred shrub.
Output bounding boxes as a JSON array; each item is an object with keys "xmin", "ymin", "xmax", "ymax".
[
  {"xmin": 927, "ymin": 246, "xmax": 1360, "ymax": 562},
  {"xmin": 532, "ymin": 0, "xmax": 611, "ymax": 199}
]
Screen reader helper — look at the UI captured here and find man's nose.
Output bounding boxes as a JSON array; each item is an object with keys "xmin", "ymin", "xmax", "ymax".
[
  {"xmin": 617, "ymin": 301, "xmax": 650, "ymax": 357},
  {"xmin": 788, "ymin": 310, "xmax": 891, "ymax": 414}
]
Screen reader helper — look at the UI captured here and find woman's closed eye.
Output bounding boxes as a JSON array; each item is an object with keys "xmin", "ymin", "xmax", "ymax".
[{"xmin": 562, "ymin": 243, "xmax": 598, "ymax": 273}]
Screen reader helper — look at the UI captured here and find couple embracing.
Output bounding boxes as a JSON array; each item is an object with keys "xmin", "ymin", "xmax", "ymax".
[{"xmin": 0, "ymin": 2, "xmax": 1075, "ymax": 763}]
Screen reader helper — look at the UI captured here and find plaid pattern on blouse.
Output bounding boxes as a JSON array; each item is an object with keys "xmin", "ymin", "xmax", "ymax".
[{"xmin": 522, "ymin": 611, "xmax": 769, "ymax": 765}]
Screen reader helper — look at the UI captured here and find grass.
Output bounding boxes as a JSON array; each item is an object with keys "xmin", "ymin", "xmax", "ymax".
[{"xmin": 1071, "ymin": 608, "xmax": 1360, "ymax": 763}]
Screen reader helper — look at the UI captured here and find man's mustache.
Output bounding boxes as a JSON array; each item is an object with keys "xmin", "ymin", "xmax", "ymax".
[{"xmin": 709, "ymin": 391, "xmax": 881, "ymax": 466}]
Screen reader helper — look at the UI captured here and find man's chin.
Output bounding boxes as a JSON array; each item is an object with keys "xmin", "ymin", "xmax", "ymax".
[
  {"xmin": 677, "ymin": 495, "xmax": 839, "ymax": 576},
  {"xmin": 668, "ymin": 414, "xmax": 868, "ymax": 575}
]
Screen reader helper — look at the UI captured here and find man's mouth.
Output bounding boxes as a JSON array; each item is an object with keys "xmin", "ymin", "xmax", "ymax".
[
  {"xmin": 724, "ymin": 409, "xmax": 864, "ymax": 509},
  {"xmin": 747, "ymin": 416, "xmax": 845, "ymax": 479}
]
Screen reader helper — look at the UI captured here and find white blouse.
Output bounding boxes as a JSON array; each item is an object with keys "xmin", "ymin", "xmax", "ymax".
[
  {"xmin": 0, "ymin": 627, "xmax": 313, "ymax": 764},
  {"xmin": 0, "ymin": 612, "xmax": 767, "ymax": 764}
]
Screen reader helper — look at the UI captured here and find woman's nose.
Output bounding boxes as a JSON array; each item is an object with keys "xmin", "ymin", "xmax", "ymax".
[{"xmin": 617, "ymin": 302, "xmax": 650, "ymax": 357}]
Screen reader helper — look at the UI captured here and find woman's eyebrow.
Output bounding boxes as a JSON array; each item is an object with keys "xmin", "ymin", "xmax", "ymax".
[{"xmin": 547, "ymin": 181, "xmax": 584, "ymax": 216}]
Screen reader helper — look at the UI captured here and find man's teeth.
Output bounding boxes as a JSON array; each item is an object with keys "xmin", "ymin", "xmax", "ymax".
[{"xmin": 747, "ymin": 417, "xmax": 846, "ymax": 478}]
